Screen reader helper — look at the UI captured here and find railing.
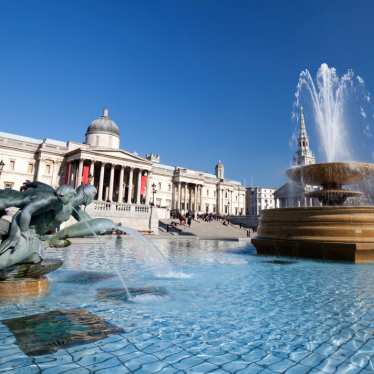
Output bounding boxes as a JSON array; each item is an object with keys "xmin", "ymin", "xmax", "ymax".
[{"xmin": 86, "ymin": 201, "xmax": 150, "ymax": 217}]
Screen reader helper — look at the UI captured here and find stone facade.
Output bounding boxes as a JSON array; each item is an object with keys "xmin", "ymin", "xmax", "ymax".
[
  {"xmin": 245, "ymin": 187, "xmax": 277, "ymax": 228},
  {"xmin": 0, "ymin": 108, "xmax": 246, "ymax": 217}
]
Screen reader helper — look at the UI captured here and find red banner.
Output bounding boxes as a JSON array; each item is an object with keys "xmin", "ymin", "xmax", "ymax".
[
  {"xmin": 141, "ymin": 175, "xmax": 147, "ymax": 195},
  {"xmin": 82, "ymin": 165, "xmax": 90, "ymax": 185}
]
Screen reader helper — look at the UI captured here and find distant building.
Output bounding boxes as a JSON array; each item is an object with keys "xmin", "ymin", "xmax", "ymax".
[
  {"xmin": 0, "ymin": 108, "xmax": 246, "ymax": 218},
  {"xmin": 274, "ymin": 107, "xmax": 319, "ymax": 208},
  {"xmin": 246, "ymin": 187, "xmax": 277, "ymax": 228}
]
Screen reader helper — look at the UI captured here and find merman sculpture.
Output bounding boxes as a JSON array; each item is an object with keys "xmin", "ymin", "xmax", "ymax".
[
  {"xmin": 252, "ymin": 162, "xmax": 374, "ymax": 263},
  {"xmin": 0, "ymin": 181, "xmax": 126, "ymax": 293}
]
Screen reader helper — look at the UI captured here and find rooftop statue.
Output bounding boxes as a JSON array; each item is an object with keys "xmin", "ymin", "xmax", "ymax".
[{"xmin": 0, "ymin": 181, "xmax": 126, "ymax": 278}]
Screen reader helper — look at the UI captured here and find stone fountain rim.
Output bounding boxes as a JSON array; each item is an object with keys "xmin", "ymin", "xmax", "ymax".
[
  {"xmin": 287, "ymin": 161, "xmax": 374, "ymax": 186},
  {"xmin": 262, "ymin": 205, "xmax": 374, "ymax": 212}
]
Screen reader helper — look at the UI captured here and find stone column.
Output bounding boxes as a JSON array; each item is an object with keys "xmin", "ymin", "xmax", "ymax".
[
  {"xmin": 194, "ymin": 184, "xmax": 197, "ymax": 213},
  {"xmin": 177, "ymin": 182, "xmax": 181, "ymax": 210},
  {"xmin": 127, "ymin": 167, "xmax": 133, "ymax": 203},
  {"xmin": 70, "ymin": 162, "xmax": 75, "ymax": 186},
  {"xmin": 136, "ymin": 169, "xmax": 142, "ymax": 204},
  {"xmin": 89, "ymin": 161, "xmax": 95, "ymax": 185},
  {"xmin": 217, "ymin": 188, "xmax": 221, "ymax": 215},
  {"xmin": 118, "ymin": 166, "xmax": 125, "ymax": 202},
  {"xmin": 199, "ymin": 185, "xmax": 202, "ymax": 211},
  {"xmin": 145, "ymin": 171, "xmax": 152, "ymax": 204},
  {"xmin": 77, "ymin": 159, "xmax": 84, "ymax": 187},
  {"xmin": 35, "ymin": 158, "xmax": 43, "ymax": 182},
  {"xmin": 184, "ymin": 183, "xmax": 187, "ymax": 211},
  {"xmin": 98, "ymin": 163, "xmax": 105, "ymax": 201},
  {"xmin": 173, "ymin": 184, "xmax": 177, "ymax": 209},
  {"xmin": 109, "ymin": 164, "xmax": 115, "ymax": 202}
]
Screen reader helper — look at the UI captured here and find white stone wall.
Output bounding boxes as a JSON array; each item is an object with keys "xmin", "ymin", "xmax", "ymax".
[
  {"xmin": 201, "ymin": 182, "xmax": 217, "ymax": 213},
  {"xmin": 85, "ymin": 133, "xmax": 120, "ymax": 150},
  {"xmin": 246, "ymin": 187, "xmax": 276, "ymax": 223},
  {"xmin": 151, "ymin": 173, "xmax": 173, "ymax": 208},
  {"xmin": 0, "ymin": 148, "xmax": 36, "ymax": 190}
]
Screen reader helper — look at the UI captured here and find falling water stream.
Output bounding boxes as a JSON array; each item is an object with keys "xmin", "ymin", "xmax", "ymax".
[
  {"xmin": 71, "ymin": 207, "xmax": 181, "ymax": 301},
  {"xmin": 72, "ymin": 208, "xmax": 132, "ymax": 300}
]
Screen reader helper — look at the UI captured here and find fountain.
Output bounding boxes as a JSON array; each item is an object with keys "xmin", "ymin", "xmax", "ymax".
[
  {"xmin": 0, "ymin": 181, "xmax": 127, "ymax": 298},
  {"xmin": 253, "ymin": 64, "xmax": 374, "ymax": 263},
  {"xmin": 253, "ymin": 162, "xmax": 374, "ymax": 263}
]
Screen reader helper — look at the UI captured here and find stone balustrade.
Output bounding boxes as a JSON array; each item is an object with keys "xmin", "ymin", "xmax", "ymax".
[{"xmin": 86, "ymin": 201, "xmax": 150, "ymax": 217}]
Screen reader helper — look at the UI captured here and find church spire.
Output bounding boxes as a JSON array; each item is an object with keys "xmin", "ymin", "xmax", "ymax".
[
  {"xmin": 293, "ymin": 106, "xmax": 315, "ymax": 166},
  {"xmin": 300, "ymin": 106, "xmax": 306, "ymax": 132}
]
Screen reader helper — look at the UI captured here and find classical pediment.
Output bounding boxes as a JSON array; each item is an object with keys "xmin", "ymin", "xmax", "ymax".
[
  {"xmin": 65, "ymin": 147, "xmax": 152, "ymax": 167},
  {"xmin": 91, "ymin": 148, "xmax": 151, "ymax": 163}
]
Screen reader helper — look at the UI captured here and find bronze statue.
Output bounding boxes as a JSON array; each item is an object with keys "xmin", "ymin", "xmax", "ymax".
[{"xmin": 0, "ymin": 181, "xmax": 126, "ymax": 276}]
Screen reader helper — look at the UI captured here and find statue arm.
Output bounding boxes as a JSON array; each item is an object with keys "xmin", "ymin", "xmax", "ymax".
[
  {"xmin": 72, "ymin": 206, "xmax": 92, "ymax": 222},
  {"xmin": 18, "ymin": 196, "xmax": 55, "ymax": 232}
]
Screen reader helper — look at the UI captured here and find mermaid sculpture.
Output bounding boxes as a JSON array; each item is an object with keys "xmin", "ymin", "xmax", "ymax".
[{"xmin": 0, "ymin": 181, "xmax": 126, "ymax": 278}]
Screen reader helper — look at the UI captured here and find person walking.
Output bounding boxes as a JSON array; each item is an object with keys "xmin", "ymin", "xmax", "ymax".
[{"xmin": 187, "ymin": 211, "xmax": 192, "ymax": 227}]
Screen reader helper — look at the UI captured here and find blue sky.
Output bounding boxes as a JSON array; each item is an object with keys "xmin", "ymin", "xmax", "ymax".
[{"xmin": 0, "ymin": 0, "xmax": 374, "ymax": 186}]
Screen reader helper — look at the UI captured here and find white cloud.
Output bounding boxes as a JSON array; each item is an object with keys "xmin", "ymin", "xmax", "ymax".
[{"xmin": 357, "ymin": 75, "xmax": 365, "ymax": 85}]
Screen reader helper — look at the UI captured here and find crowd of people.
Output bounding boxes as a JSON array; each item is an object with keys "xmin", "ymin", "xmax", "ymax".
[
  {"xmin": 196, "ymin": 213, "xmax": 225, "ymax": 222},
  {"xmin": 166, "ymin": 210, "xmax": 253, "ymax": 237},
  {"xmin": 169, "ymin": 210, "xmax": 232, "ymax": 227}
]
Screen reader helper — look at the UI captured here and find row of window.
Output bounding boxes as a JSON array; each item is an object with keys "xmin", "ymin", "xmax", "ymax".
[
  {"xmin": 159, "ymin": 186, "xmax": 244, "ymax": 200},
  {"xmin": 7, "ymin": 159, "xmax": 34, "ymax": 173},
  {"xmin": 2, "ymin": 160, "xmax": 53, "ymax": 175}
]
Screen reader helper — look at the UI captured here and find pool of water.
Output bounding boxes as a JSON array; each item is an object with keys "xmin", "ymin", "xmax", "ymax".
[{"xmin": 1, "ymin": 238, "xmax": 374, "ymax": 373}]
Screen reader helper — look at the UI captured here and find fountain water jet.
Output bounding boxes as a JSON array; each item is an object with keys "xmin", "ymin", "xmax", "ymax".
[
  {"xmin": 72, "ymin": 208, "xmax": 132, "ymax": 300},
  {"xmin": 252, "ymin": 64, "xmax": 374, "ymax": 263},
  {"xmin": 294, "ymin": 63, "xmax": 373, "ymax": 163}
]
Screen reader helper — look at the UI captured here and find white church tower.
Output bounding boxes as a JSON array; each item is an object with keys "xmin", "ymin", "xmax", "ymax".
[{"xmin": 293, "ymin": 107, "xmax": 315, "ymax": 166}]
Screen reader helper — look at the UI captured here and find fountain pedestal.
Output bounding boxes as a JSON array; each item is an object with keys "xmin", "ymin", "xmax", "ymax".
[
  {"xmin": 0, "ymin": 277, "xmax": 49, "ymax": 298},
  {"xmin": 253, "ymin": 162, "xmax": 374, "ymax": 263},
  {"xmin": 0, "ymin": 259, "xmax": 62, "ymax": 299}
]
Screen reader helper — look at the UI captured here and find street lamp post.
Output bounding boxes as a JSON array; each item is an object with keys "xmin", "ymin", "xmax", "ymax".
[
  {"xmin": 0, "ymin": 160, "xmax": 5, "ymax": 187},
  {"xmin": 0, "ymin": 160, "xmax": 5, "ymax": 176},
  {"xmin": 151, "ymin": 182, "xmax": 157, "ymax": 206}
]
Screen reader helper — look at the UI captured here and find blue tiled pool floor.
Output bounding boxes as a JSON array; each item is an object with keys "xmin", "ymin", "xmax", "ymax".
[{"xmin": 1, "ymin": 238, "xmax": 374, "ymax": 373}]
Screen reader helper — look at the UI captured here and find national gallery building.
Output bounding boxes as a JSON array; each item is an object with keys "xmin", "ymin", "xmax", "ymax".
[{"xmin": 0, "ymin": 109, "xmax": 246, "ymax": 217}]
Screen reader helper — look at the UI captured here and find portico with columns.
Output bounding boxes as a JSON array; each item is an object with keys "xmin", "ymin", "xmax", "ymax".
[
  {"xmin": 64, "ymin": 151, "xmax": 152, "ymax": 204},
  {"xmin": 173, "ymin": 181, "xmax": 203, "ymax": 213}
]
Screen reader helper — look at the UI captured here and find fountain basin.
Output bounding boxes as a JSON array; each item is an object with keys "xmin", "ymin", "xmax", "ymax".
[
  {"xmin": 287, "ymin": 162, "xmax": 374, "ymax": 186},
  {"xmin": 252, "ymin": 206, "xmax": 374, "ymax": 263}
]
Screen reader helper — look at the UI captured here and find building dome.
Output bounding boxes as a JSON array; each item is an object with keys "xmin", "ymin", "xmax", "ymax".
[
  {"xmin": 85, "ymin": 108, "xmax": 120, "ymax": 149},
  {"xmin": 86, "ymin": 108, "xmax": 120, "ymax": 137}
]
